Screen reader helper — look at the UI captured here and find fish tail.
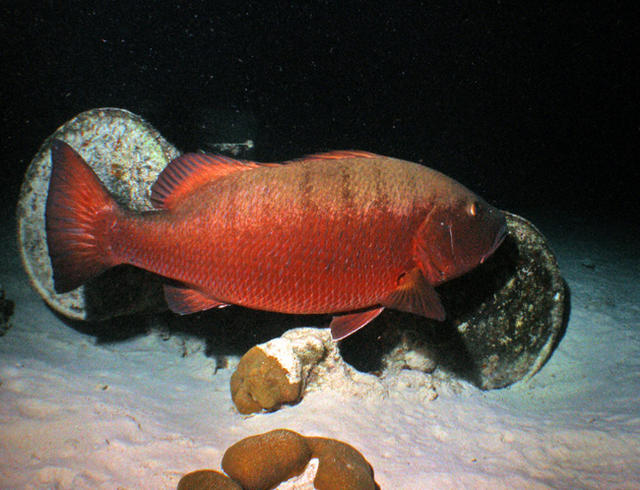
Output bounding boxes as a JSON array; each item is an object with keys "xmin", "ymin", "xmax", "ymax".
[{"xmin": 45, "ymin": 139, "xmax": 121, "ymax": 293}]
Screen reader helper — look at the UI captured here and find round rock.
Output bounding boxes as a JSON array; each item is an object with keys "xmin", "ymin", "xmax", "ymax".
[
  {"xmin": 177, "ymin": 469, "xmax": 242, "ymax": 490},
  {"xmin": 17, "ymin": 108, "xmax": 180, "ymax": 320},
  {"xmin": 221, "ymin": 429, "xmax": 312, "ymax": 490},
  {"xmin": 307, "ymin": 437, "xmax": 378, "ymax": 490},
  {"xmin": 230, "ymin": 343, "xmax": 303, "ymax": 414}
]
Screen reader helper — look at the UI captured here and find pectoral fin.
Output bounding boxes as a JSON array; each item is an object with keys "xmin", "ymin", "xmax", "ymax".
[
  {"xmin": 164, "ymin": 284, "xmax": 229, "ymax": 314},
  {"xmin": 382, "ymin": 268, "xmax": 445, "ymax": 321},
  {"xmin": 330, "ymin": 307, "xmax": 385, "ymax": 340}
]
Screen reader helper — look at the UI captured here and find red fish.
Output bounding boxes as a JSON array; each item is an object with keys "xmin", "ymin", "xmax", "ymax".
[{"xmin": 46, "ymin": 140, "xmax": 506, "ymax": 339}]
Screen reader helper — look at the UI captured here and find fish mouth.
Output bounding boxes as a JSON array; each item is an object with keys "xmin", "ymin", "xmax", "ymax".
[{"xmin": 480, "ymin": 222, "xmax": 507, "ymax": 264}]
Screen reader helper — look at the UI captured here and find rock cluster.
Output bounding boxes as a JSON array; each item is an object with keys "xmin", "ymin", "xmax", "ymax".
[
  {"xmin": 230, "ymin": 327, "xmax": 389, "ymax": 414},
  {"xmin": 178, "ymin": 429, "xmax": 378, "ymax": 490}
]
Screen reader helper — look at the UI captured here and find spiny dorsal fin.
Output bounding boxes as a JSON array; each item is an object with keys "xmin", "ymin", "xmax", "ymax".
[
  {"xmin": 151, "ymin": 153, "xmax": 270, "ymax": 209},
  {"xmin": 288, "ymin": 150, "xmax": 380, "ymax": 163}
]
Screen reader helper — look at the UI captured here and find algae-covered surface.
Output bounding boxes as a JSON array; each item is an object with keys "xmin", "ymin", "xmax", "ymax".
[{"xmin": 0, "ymin": 211, "xmax": 638, "ymax": 488}]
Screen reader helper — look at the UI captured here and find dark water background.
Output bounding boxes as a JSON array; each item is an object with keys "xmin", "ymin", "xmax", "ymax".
[{"xmin": 1, "ymin": 2, "xmax": 637, "ymax": 225}]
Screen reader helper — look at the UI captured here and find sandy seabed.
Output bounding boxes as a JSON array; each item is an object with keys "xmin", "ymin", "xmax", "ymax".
[{"xmin": 1, "ymin": 212, "xmax": 638, "ymax": 489}]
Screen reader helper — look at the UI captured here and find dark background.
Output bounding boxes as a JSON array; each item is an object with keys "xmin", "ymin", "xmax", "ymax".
[{"xmin": 1, "ymin": 1, "xmax": 638, "ymax": 225}]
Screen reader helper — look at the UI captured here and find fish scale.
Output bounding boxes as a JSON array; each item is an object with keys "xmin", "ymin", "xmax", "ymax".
[{"xmin": 150, "ymin": 160, "xmax": 408, "ymax": 309}]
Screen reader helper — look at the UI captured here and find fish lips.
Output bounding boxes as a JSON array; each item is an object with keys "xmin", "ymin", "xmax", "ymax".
[{"xmin": 481, "ymin": 221, "xmax": 507, "ymax": 264}]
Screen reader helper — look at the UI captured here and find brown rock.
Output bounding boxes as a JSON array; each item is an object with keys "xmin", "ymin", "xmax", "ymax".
[
  {"xmin": 177, "ymin": 469, "xmax": 242, "ymax": 490},
  {"xmin": 307, "ymin": 437, "xmax": 378, "ymax": 490},
  {"xmin": 221, "ymin": 429, "xmax": 312, "ymax": 489},
  {"xmin": 230, "ymin": 346, "xmax": 302, "ymax": 414}
]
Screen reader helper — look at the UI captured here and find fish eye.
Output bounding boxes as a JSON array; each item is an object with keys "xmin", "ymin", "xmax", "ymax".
[{"xmin": 467, "ymin": 201, "xmax": 478, "ymax": 217}]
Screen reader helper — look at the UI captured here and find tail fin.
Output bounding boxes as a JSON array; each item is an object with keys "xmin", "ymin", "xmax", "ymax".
[{"xmin": 45, "ymin": 140, "xmax": 119, "ymax": 293}]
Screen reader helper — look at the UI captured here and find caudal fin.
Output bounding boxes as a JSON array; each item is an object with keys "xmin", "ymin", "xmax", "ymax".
[{"xmin": 46, "ymin": 140, "xmax": 119, "ymax": 293}]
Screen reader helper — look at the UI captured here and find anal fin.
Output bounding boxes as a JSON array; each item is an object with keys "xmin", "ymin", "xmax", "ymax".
[
  {"xmin": 330, "ymin": 307, "xmax": 385, "ymax": 340},
  {"xmin": 382, "ymin": 268, "xmax": 445, "ymax": 321},
  {"xmin": 164, "ymin": 284, "xmax": 229, "ymax": 314}
]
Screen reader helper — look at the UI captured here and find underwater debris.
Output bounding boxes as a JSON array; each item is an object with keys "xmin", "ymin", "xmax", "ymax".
[
  {"xmin": 434, "ymin": 211, "xmax": 568, "ymax": 389},
  {"xmin": 222, "ymin": 429, "xmax": 312, "ymax": 489},
  {"xmin": 177, "ymin": 469, "xmax": 241, "ymax": 490},
  {"xmin": 191, "ymin": 106, "xmax": 257, "ymax": 159},
  {"xmin": 178, "ymin": 429, "xmax": 378, "ymax": 490},
  {"xmin": 205, "ymin": 139, "xmax": 254, "ymax": 156}
]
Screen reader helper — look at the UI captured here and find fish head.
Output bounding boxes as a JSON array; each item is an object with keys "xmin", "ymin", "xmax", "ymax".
[{"xmin": 417, "ymin": 191, "xmax": 507, "ymax": 284}]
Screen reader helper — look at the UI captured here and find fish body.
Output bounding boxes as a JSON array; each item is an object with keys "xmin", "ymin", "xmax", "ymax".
[{"xmin": 46, "ymin": 141, "xmax": 506, "ymax": 339}]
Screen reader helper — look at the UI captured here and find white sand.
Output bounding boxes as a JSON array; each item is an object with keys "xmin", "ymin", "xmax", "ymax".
[{"xmin": 1, "ymin": 213, "xmax": 638, "ymax": 489}]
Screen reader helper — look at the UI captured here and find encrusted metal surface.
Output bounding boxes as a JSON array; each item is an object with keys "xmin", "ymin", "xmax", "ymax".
[{"xmin": 436, "ymin": 211, "xmax": 569, "ymax": 389}]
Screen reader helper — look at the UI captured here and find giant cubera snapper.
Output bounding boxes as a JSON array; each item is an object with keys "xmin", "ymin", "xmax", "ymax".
[{"xmin": 46, "ymin": 140, "xmax": 506, "ymax": 339}]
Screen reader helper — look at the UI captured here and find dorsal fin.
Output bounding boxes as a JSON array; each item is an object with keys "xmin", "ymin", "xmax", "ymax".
[
  {"xmin": 150, "ymin": 153, "xmax": 266, "ymax": 209},
  {"xmin": 287, "ymin": 150, "xmax": 380, "ymax": 163}
]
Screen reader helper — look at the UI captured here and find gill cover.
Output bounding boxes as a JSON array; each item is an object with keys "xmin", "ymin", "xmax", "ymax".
[{"xmin": 414, "ymin": 197, "xmax": 506, "ymax": 285}]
